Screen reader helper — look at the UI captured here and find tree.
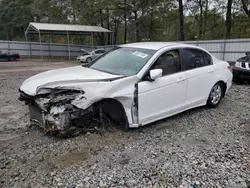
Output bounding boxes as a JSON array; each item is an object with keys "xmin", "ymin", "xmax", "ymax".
[
  {"xmin": 203, "ymin": 0, "xmax": 209, "ymax": 35},
  {"xmin": 241, "ymin": 0, "xmax": 250, "ymax": 18},
  {"xmin": 225, "ymin": 0, "xmax": 233, "ymax": 39},
  {"xmin": 186, "ymin": 0, "xmax": 204, "ymax": 39},
  {"xmin": 178, "ymin": 0, "xmax": 185, "ymax": 41},
  {"xmin": 124, "ymin": 0, "xmax": 128, "ymax": 43},
  {"xmin": 0, "ymin": 0, "xmax": 250, "ymax": 43},
  {"xmin": 0, "ymin": 0, "xmax": 33, "ymax": 40}
]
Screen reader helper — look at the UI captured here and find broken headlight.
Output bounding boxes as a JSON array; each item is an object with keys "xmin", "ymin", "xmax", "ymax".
[{"xmin": 36, "ymin": 88, "xmax": 53, "ymax": 95}]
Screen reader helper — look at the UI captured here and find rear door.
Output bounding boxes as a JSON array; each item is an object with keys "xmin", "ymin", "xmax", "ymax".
[
  {"xmin": 181, "ymin": 48, "xmax": 214, "ymax": 106},
  {"xmin": 138, "ymin": 49, "xmax": 187, "ymax": 125}
]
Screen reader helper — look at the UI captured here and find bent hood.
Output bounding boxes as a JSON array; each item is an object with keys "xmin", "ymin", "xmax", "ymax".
[{"xmin": 20, "ymin": 66, "xmax": 123, "ymax": 96}]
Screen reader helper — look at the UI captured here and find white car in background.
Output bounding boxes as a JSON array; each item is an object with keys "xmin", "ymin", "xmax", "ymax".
[
  {"xmin": 77, "ymin": 49, "xmax": 106, "ymax": 63},
  {"xmin": 19, "ymin": 42, "xmax": 232, "ymax": 134}
]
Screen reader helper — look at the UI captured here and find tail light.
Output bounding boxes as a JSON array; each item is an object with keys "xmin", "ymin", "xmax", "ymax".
[
  {"xmin": 16, "ymin": 53, "xmax": 20, "ymax": 57},
  {"xmin": 228, "ymin": 65, "xmax": 232, "ymax": 72}
]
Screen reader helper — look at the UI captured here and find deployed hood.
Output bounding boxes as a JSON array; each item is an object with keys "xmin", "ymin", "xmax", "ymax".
[{"xmin": 20, "ymin": 66, "xmax": 123, "ymax": 96}]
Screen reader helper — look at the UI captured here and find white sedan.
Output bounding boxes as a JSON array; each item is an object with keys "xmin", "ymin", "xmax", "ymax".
[
  {"xmin": 19, "ymin": 42, "xmax": 232, "ymax": 133},
  {"xmin": 77, "ymin": 49, "xmax": 106, "ymax": 63}
]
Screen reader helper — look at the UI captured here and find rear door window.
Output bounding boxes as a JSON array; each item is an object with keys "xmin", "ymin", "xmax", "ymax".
[
  {"xmin": 182, "ymin": 48, "xmax": 212, "ymax": 70},
  {"xmin": 203, "ymin": 51, "xmax": 213, "ymax": 65}
]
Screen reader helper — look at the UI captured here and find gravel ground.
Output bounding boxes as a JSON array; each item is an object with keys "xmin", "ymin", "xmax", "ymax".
[{"xmin": 0, "ymin": 60, "xmax": 249, "ymax": 188}]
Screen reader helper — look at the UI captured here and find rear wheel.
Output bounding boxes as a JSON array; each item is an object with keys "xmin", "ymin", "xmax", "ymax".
[{"xmin": 207, "ymin": 82, "xmax": 223, "ymax": 108}]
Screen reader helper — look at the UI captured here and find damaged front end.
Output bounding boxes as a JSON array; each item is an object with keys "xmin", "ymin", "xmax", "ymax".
[{"xmin": 19, "ymin": 88, "xmax": 95, "ymax": 134}]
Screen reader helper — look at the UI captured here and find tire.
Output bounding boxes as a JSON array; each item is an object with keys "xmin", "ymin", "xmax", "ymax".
[
  {"xmin": 207, "ymin": 82, "xmax": 224, "ymax": 108},
  {"xmin": 86, "ymin": 57, "xmax": 92, "ymax": 63}
]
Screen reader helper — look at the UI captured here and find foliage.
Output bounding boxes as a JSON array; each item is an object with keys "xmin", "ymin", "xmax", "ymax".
[{"xmin": 0, "ymin": 0, "xmax": 249, "ymax": 44}]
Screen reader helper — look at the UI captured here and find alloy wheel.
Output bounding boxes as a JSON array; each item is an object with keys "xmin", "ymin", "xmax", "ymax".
[{"xmin": 210, "ymin": 84, "xmax": 222, "ymax": 105}]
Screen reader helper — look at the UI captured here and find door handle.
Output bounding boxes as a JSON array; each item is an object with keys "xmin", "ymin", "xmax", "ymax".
[
  {"xmin": 208, "ymin": 69, "xmax": 214, "ymax": 73},
  {"xmin": 177, "ymin": 77, "xmax": 186, "ymax": 82}
]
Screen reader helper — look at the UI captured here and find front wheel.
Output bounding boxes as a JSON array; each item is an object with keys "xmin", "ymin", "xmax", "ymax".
[
  {"xmin": 207, "ymin": 82, "xmax": 223, "ymax": 108},
  {"xmin": 86, "ymin": 57, "xmax": 92, "ymax": 64}
]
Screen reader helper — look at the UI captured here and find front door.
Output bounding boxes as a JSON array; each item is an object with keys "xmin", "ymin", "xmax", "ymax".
[{"xmin": 138, "ymin": 49, "xmax": 187, "ymax": 125}]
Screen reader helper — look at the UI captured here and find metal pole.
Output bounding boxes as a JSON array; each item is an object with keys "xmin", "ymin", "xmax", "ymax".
[
  {"xmin": 38, "ymin": 30, "xmax": 43, "ymax": 59},
  {"xmin": 25, "ymin": 32, "xmax": 31, "ymax": 59},
  {"xmin": 91, "ymin": 32, "xmax": 94, "ymax": 50},
  {"xmin": 7, "ymin": 40, "xmax": 10, "ymax": 51},
  {"xmin": 67, "ymin": 31, "xmax": 71, "ymax": 60},
  {"xmin": 222, "ymin": 39, "xmax": 227, "ymax": 61},
  {"xmin": 49, "ymin": 36, "xmax": 52, "ymax": 59},
  {"xmin": 112, "ymin": 32, "xmax": 114, "ymax": 46},
  {"xmin": 110, "ymin": 32, "xmax": 112, "ymax": 46},
  {"xmin": 25, "ymin": 32, "xmax": 29, "ymax": 59}
]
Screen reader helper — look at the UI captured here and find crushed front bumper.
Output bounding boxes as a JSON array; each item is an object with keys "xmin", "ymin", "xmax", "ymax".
[
  {"xmin": 19, "ymin": 89, "xmax": 92, "ymax": 132},
  {"xmin": 29, "ymin": 102, "xmax": 46, "ymax": 127},
  {"xmin": 28, "ymin": 102, "xmax": 91, "ymax": 132},
  {"xmin": 28, "ymin": 102, "xmax": 71, "ymax": 131}
]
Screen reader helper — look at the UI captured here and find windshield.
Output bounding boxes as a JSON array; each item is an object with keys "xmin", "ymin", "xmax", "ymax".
[{"xmin": 88, "ymin": 47, "xmax": 156, "ymax": 76}]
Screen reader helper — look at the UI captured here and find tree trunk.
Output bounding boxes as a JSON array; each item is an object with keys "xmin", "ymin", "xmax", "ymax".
[
  {"xmin": 114, "ymin": 18, "xmax": 119, "ymax": 45},
  {"xmin": 203, "ymin": 0, "xmax": 209, "ymax": 36},
  {"xmin": 134, "ymin": 11, "xmax": 140, "ymax": 42},
  {"xmin": 199, "ymin": 0, "xmax": 203, "ymax": 39},
  {"xmin": 149, "ymin": 10, "xmax": 154, "ymax": 40},
  {"xmin": 72, "ymin": 7, "xmax": 76, "ymax": 23},
  {"xmin": 99, "ymin": 9, "xmax": 105, "ymax": 45},
  {"xmin": 226, "ymin": 0, "xmax": 233, "ymax": 39},
  {"xmin": 106, "ymin": 9, "xmax": 110, "ymax": 45},
  {"xmin": 178, "ymin": 0, "xmax": 185, "ymax": 41},
  {"xmin": 60, "ymin": 0, "xmax": 64, "ymax": 22},
  {"xmin": 124, "ymin": 0, "xmax": 127, "ymax": 43},
  {"xmin": 241, "ymin": 0, "xmax": 250, "ymax": 18}
]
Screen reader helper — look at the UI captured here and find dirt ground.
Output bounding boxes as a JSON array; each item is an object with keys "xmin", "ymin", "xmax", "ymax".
[{"xmin": 0, "ymin": 60, "xmax": 249, "ymax": 188}]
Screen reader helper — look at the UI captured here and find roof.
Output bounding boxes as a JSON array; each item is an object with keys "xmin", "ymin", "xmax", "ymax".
[
  {"xmin": 120, "ymin": 42, "xmax": 198, "ymax": 50},
  {"xmin": 26, "ymin": 22, "xmax": 112, "ymax": 35}
]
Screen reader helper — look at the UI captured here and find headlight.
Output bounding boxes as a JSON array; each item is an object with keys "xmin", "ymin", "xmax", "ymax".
[
  {"xmin": 36, "ymin": 88, "xmax": 52, "ymax": 95},
  {"xmin": 235, "ymin": 61, "xmax": 241, "ymax": 67}
]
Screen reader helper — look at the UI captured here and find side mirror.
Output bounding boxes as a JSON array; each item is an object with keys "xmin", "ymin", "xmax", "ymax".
[
  {"xmin": 149, "ymin": 69, "xmax": 162, "ymax": 81},
  {"xmin": 245, "ymin": 52, "xmax": 250, "ymax": 56}
]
